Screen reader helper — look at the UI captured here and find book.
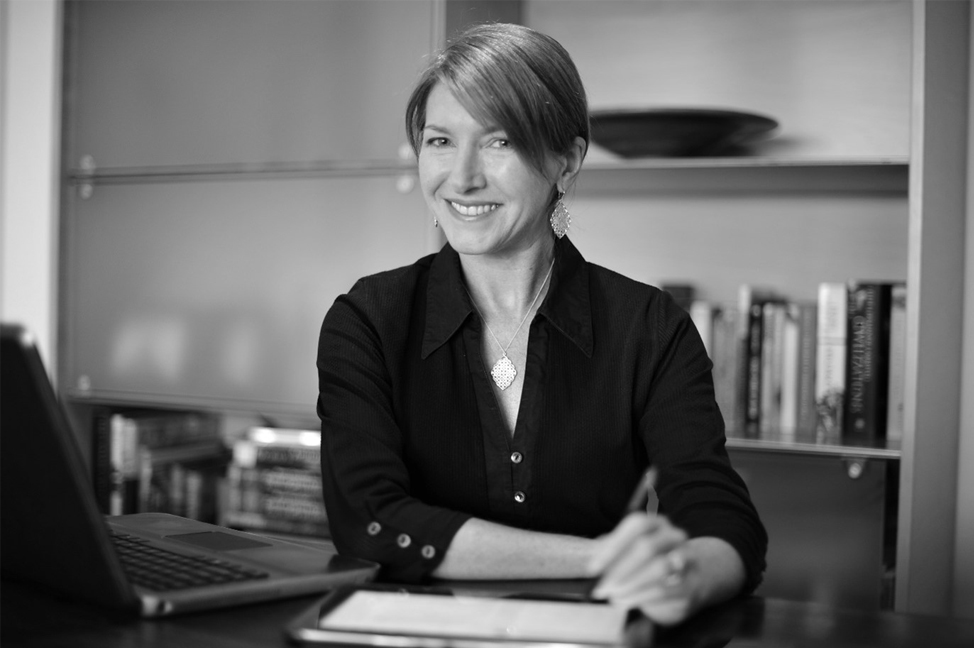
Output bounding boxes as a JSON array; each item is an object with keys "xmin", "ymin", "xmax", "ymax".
[
  {"xmin": 109, "ymin": 413, "xmax": 141, "ymax": 515},
  {"xmin": 711, "ymin": 306, "xmax": 741, "ymax": 432},
  {"xmin": 137, "ymin": 440, "xmax": 228, "ymax": 517},
  {"xmin": 843, "ymin": 282, "xmax": 896, "ymax": 441},
  {"xmin": 98, "ymin": 408, "xmax": 223, "ymax": 516},
  {"xmin": 91, "ymin": 407, "xmax": 115, "ymax": 514},
  {"xmin": 759, "ymin": 302, "xmax": 787, "ymax": 436},
  {"xmin": 815, "ymin": 283, "xmax": 848, "ymax": 437},
  {"xmin": 778, "ymin": 303, "xmax": 802, "ymax": 434},
  {"xmin": 232, "ymin": 428, "xmax": 322, "ymax": 472},
  {"xmin": 885, "ymin": 283, "xmax": 908, "ymax": 442},
  {"xmin": 228, "ymin": 465, "xmax": 324, "ymax": 497},
  {"xmin": 689, "ymin": 300, "xmax": 715, "ymax": 359},
  {"xmin": 737, "ymin": 285, "xmax": 780, "ymax": 434},
  {"xmin": 794, "ymin": 302, "xmax": 819, "ymax": 434},
  {"xmin": 225, "ymin": 427, "xmax": 326, "ymax": 537}
]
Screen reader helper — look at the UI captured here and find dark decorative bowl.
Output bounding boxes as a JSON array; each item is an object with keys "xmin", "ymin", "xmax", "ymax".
[{"xmin": 589, "ymin": 108, "xmax": 779, "ymax": 158}]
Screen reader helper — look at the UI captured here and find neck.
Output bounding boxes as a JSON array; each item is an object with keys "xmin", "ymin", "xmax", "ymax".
[{"xmin": 461, "ymin": 242, "xmax": 556, "ymax": 321}]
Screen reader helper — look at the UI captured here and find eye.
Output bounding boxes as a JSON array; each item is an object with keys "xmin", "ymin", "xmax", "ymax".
[
  {"xmin": 424, "ymin": 136, "xmax": 450, "ymax": 148},
  {"xmin": 488, "ymin": 138, "xmax": 513, "ymax": 149}
]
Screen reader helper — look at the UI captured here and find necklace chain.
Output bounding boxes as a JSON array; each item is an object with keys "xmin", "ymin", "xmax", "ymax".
[{"xmin": 468, "ymin": 259, "xmax": 555, "ymax": 390}]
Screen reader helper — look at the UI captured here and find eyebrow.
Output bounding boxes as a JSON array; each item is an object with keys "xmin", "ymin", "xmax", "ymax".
[{"xmin": 423, "ymin": 123, "xmax": 507, "ymax": 138}]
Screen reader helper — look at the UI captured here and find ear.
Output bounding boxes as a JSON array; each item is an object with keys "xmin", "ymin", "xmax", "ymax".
[{"xmin": 555, "ymin": 136, "xmax": 588, "ymax": 193}]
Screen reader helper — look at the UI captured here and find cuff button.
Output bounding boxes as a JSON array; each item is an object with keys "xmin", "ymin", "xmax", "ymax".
[
  {"xmin": 367, "ymin": 521, "xmax": 382, "ymax": 536},
  {"xmin": 397, "ymin": 533, "xmax": 411, "ymax": 548},
  {"xmin": 421, "ymin": 545, "xmax": 436, "ymax": 559}
]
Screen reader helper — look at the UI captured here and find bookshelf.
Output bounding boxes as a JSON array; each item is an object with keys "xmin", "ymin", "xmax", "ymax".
[
  {"xmin": 523, "ymin": 0, "xmax": 966, "ymax": 616},
  {"xmin": 58, "ymin": 0, "xmax": 967, "ymax": 616}
]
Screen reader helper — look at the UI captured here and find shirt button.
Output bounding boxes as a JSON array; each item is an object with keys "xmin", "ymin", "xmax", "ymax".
[
  {"xmin": 367, "ymin": 521, "xmax": 381, "ymax": 536},
  {"xmin": 421, "ymin": 545, "xmax": 436, "ymax": 559},
  {"xmin": 397, "ymin": 533, "xmax": 411, "ymax": 548},
  {"xmin": 510, "ymin": 452, "xmax": 523, "ymax": 464},
  {"xmin": 514, "ymin": 491, "xmax": 526, "ymax": 503}
]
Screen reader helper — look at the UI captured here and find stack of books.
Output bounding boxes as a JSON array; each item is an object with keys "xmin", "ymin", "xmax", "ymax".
[
  {"xmin": 691, "ymin": 280, "xmax": 907, "ymax": 443},
  {"xmin": 222, "ymin": 427, "xmax": 329, "ymax": 538},
  {"xmin": 91, "ymin": 408, "xmax": 227, "ymax": 522}
]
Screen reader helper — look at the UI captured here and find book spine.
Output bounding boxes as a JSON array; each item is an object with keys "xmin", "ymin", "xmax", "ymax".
[
  {"xmin": 689, "ymin": 300, "xmax": 715, "ymax": 359},
  {"xmin": 844, "ymin": 282, "xmax": 894, "ymax": 440},
  {"xmin": 736, "ymin": 285, "xmax": 780, "ymax": 435},
  {"xmin": 759, "ymin": 303, "xmax": 786, "ymax": 436},
  {"xmin": 779, "ymin": 303, "xmax": 801, "ymax": 434},
  {"xmin": 232, "ymin": 440, "xmax": 322, "ymax": 472},
  {"xmin": 795, "ymin": 302, "xmax": 819, "ymax": 433},
  {"xmin": 743, "ymin": 301, "xmax": 765, "ymax": 433},
  {"xmin": 125, "ymin": 411, "xmax": 220, "ymax": 448},
  {"xmin": 225, "ymin": 484, "xmax": 327, "ymax": 523},
  {"xmin": 711, "ymin": 307, "xmax": 740, "ymax": 432},
  {"xmin": 885, "ymin": 283, "xmax": 908, "ymax": 441},
  {"xmin": 230, "ymin": 465, "xmax": 323, "ymax": 497},
  {"xmin": 815, "ymin": 283, "xmax": 848, "ymax": 437},
  {"xmin": 91, "ymin": 408, "xmax": 114, "ymax": 514},
  {"xmin": 109, "ymin": 413, "xmax": 141, "ymax": 515}
]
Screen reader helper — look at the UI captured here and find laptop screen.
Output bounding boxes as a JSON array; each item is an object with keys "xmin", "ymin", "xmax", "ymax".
[{"xmin": 0, "ymin": 323, "xmax": 139, "ymax": 611}]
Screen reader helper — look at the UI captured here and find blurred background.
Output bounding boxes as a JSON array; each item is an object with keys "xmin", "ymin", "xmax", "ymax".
[{"xmin": 1, "ymin": 0, "xmax": 972, "ymax": 621}]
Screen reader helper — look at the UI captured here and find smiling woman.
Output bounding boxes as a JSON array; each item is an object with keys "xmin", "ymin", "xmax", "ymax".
[{"xmin": 316, "ymin": 22, "xmax": 767, "ymax": 626}]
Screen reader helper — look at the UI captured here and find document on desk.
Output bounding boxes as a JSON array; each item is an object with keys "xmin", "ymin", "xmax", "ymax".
[{"xmin": 287, "ymin": 586, "xmax": 632, "ymax": 647}]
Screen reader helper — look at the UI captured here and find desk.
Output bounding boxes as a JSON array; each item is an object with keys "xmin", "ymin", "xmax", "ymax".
[{"xmin": 3, "ymin": 578, "xmax": 973, "ymax": 648}]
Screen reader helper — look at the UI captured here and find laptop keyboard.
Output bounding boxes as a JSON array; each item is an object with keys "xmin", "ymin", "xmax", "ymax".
[{"xmin": 110, "ymin": 531, "xmax": 270, "ymax": 592}]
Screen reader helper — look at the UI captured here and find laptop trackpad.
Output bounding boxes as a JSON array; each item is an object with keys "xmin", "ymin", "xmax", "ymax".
[{"xmin": 165, "ymin": 531, "xmax": 272, "ymax": 551}]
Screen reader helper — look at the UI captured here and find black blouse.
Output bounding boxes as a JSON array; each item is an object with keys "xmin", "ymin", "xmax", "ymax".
[{"xmin": 317, "ymin": 236, "xmax": 766, "ymax": 591}]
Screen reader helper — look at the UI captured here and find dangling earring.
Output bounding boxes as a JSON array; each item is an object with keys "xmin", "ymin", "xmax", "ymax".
[
  {"xmin": 550, "ymin": 192, "xmax": 571, "ymax": 239},
  {"xmin": 433, "ymin": 215, "xmax": 438, "ymax": 228}
]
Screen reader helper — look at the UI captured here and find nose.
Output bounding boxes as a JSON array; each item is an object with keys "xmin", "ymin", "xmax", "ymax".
[{"xmin": 448, "ymin": 144, "xmax": 485, "ymax": 193}]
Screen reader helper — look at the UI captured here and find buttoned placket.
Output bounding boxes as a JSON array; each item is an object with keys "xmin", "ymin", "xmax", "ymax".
[{"xmin": 464, "ymin": 311, "xmax": 548, "ymax": 524}]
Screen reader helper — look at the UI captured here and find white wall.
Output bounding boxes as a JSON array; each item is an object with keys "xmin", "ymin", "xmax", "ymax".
[
  {"xmin": 953, "ymin": 13, "xmax": 974, "ymax": 621},
  {"xmin": 0, "ymin": 0, "xmax": 62, "ymax": 377}
]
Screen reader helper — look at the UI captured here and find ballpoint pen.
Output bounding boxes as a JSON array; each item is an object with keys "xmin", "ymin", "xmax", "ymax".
[
  {"xmin": 624, "ymin": 467, "xmax": 658, "ymax": 516},
  {"xmin": 586, "ymin": 467, "xmax": 658, "ymax": 600}
]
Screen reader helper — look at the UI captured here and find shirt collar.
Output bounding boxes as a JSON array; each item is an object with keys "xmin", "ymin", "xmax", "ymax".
[{"xmin": 421, "ymin": 237, "xmax": 593, "ymax": 359}]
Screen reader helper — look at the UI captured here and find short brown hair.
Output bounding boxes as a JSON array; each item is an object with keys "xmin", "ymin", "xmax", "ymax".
[{"xmin": 405, "ymin": 23, "xmax": 589, "ymax": 174}]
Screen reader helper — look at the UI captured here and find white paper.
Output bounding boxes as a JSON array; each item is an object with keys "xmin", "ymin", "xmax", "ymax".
[{"xmin": 320, "ymin": 591, "xmax": 628, "ymax": 645}]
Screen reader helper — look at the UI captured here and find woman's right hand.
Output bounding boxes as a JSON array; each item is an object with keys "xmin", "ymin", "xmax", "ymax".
[{"xmin": 586, "ymin": 513, "xmax": 698, "ymax": 625}]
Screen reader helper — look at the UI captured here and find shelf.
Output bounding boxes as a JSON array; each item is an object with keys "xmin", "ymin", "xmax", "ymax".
[
  {"xmin": 576, "ymin": 158, "xmax": 909, "ymax": 195},
  {"xmin": 66, "ymin": 159, "xmax": 418, "ymax": 186},
  {"xmin": 65, "ymin": 156, "xmax": 910, "ymax": 194},
  {"xmin": 726, "ymin": 429, "xmax": 901, "ymax": 460}
]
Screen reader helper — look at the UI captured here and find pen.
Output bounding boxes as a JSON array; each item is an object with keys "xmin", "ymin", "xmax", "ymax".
[
  {"xmin": 586, "ymin": 467, "xmax": 658, "ymax": 600},
  {"xmin": 624, "ymin": 467, "xmax": 657, "ymax": 515}
]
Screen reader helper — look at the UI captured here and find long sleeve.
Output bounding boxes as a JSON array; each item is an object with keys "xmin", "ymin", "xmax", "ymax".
[
  {"xmin": 317, "ymin": 269, "xmax": 471, "ymax": 582},
  {"xmin": 635, "ymin": 290, "xmax": 767, "ymax": 594}
]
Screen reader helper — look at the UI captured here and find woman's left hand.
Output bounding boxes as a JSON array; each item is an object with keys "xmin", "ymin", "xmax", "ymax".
[{"xmin": 587, "ymin": 513, "xmax": 699, "ymax": 625}]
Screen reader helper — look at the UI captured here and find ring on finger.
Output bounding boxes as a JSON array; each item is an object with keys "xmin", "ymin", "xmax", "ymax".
[{"xmin": 663, "ymin": 551, "xmax": 686, "ymax": 586}]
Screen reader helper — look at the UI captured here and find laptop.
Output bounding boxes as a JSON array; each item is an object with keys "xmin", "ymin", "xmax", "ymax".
[{"xmin": 0, "ymin": 323, "xmax": 379, "ymax": 617}]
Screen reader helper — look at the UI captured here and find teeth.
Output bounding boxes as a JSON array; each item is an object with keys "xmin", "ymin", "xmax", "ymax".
[{"xmin": 450, "ymin": 201, "xmax": 498, "ymax": 217}]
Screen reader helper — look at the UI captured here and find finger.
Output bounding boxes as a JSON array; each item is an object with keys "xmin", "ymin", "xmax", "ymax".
[
  {"xmin": 593, "ymin": 527, "xmax": 687, "ymax": 599},
  {"xmin": 587, "ymin": 513, "xmax": 664, "ymax": 575},
  {"xmin": 608, "ymin": 550, "xmax": 692, "ymax": 603}
]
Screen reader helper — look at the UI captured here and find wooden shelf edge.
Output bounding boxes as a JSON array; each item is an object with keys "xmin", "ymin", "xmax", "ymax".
[{"xmin": 726, "ymin": 431, "xmax": 901, "ymax": 460}]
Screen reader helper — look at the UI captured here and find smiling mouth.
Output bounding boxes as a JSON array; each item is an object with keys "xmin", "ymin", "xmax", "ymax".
[{"xmin": 449, "ymin": 201, "xmax": 499, "ymax": 217}]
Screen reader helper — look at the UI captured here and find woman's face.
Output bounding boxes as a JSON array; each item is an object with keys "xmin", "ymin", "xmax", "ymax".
[{"xmin": 418, "ymin": 83, "xmax": 563, "ymax": 259}]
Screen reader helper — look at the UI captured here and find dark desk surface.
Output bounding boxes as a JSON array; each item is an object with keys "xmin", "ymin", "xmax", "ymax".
[{"xmin": 3, "ymin": 578, "xmax": 974, "ymax": 648}]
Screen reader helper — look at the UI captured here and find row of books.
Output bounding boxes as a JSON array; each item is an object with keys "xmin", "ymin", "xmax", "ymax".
[
  {"xmin": 91, "ymin": 408, "xmax": 228, "ymax": 523},
  {"xmin": 221, "ymin": 427, "xmax": 330, "ymax": 538},
  {"xmin": 690, "ymin": 281, "xmax": 906, "ymax": 442}
]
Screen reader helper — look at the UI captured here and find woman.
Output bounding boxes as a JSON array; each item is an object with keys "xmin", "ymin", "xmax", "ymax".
[{"xmin": 317, "ymin": 22, "xmax": 766, "ymax": 625}]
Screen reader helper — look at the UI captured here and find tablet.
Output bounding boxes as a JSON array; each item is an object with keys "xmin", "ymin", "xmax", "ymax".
[{"xmin": 284, "ymin": 584, "xmax": 636, "ymax": 647}]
